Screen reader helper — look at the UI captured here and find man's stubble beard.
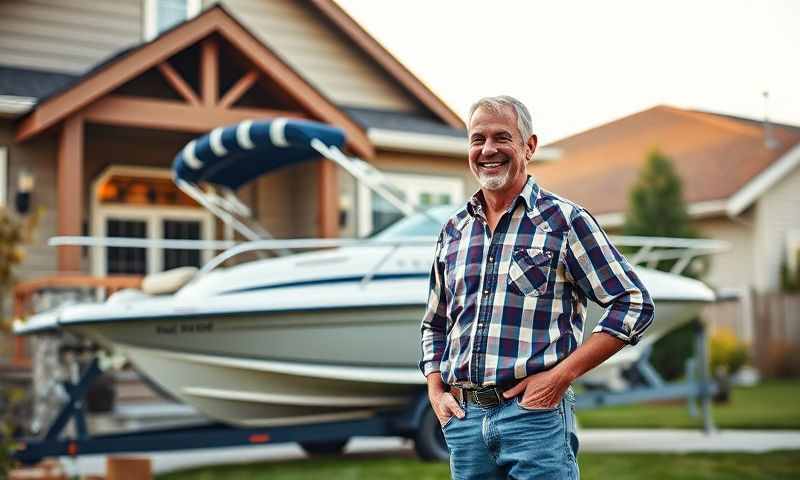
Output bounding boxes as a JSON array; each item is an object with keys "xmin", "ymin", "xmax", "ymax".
[{"xmin": 474, "ymin": 157, "xmax": 518, "ymax": 191}]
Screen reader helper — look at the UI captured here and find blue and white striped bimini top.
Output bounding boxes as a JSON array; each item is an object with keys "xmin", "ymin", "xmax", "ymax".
[{"xmin": 172, "ymin": 118, "xmax": 346, "ymax": 190}]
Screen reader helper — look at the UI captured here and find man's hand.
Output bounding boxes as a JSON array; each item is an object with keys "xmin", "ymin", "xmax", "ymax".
[
  {"xmin": 503, "ymin": 332, "xmax": 627, "ymax": 408},
  {"xmin": 502, "ymin": 367, "xmax": 570, "ymax": 408},
  {"xmin": 426, "ymin": 372, "xmax": 465, "ymax": 426},
  {"xmin": 430, "ymin": 390, "xmax": 465, "ymax": 426}
]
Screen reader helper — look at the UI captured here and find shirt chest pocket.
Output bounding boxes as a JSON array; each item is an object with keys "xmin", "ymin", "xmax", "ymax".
[{"xmin": 508, "ymin": 248, "xmax": 555, "ymax": 296}]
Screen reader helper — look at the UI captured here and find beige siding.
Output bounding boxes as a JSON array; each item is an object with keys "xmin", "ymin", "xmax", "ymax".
[
  {"xmin": 370, "ymin": 151, "xmax": 477, "ymax": 192},
  {"xmin": 0, "ymin": 0, "xmax": 141, "ymax": 74},
  {"xmin": 753, "ymin": 164, "xmax": 800, "ymax": 292},
  {"xmin": 0, "ymin": 121, "xmax": 59, "ymax": 279},
  {"xmin": 694, "ymin": 214, "xmax": 756, "ymax": 291},
  {"xmin": 256, "ymin": 161, "xmax": 320, "ymax": 238},
  {"xmin": 206, "ymin": 0, "xmax": 420, "ymax": 111}
]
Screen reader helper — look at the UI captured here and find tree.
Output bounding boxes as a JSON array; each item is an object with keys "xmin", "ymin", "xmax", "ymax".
[{"xmin": 624, "ymin": 148, "xmax": 696, "ymax": 239}]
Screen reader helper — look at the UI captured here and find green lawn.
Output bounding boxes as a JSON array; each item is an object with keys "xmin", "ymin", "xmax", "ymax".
[
  {"xmin": 576, "ymin": 379, "xmax": 800, "ymax": 429},
  {"xmin": 158, "ymin": 452, "xmax": 800, "ymax": 480}
]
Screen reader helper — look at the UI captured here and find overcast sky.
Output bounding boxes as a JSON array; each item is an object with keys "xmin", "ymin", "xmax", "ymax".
[{"xmin": 336, "ymin": 0, "xmax": 800, "ymax": 144}]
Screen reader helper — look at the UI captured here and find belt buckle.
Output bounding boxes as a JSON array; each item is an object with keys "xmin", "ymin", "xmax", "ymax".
[{"xmin": 472, "ymin": 386, "xmax": 501, "ymax": 407}]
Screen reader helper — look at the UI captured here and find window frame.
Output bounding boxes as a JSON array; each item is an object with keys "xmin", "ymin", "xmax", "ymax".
[
  {"xmin": 91, "ymin": 166, "xmax": 215, "ymax": 276},
  {"xmin": 356, "ymin": 172, "xmax": 464, "ymax": 237},
  {"xmin": 143, "ymin": 0, "xmax": 202, "ymax": 41}
]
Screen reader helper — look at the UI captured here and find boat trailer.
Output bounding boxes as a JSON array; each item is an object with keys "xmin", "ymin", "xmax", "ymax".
[
  {"xmin": 12, "ymin": 355, "xmax": 444, "ymax": 465},
  {"xmin": 14, "ymin": 322, "xmax": 717, "ymax": 466}
]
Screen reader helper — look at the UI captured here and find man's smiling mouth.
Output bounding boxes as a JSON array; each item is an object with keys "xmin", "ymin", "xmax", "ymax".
[{"xmin": 478, "ymin": 159, "xmax": 508, "ymax": 169}]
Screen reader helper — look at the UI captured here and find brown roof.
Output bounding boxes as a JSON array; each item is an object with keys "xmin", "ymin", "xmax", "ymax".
[{"xmin": 531, "ymin": 105, "xmax": 800, "ymax": 215}]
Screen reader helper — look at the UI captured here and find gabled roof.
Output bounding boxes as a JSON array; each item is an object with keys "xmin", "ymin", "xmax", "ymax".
[
  {"xmin": 342, "ymin": 106, "xmax": 465, "ymax": 138},
  {"xmin": 14, "ymin": 5, "xmax": 374, "ymax": 157},
  {"xmin": 532, "ymin": 105, "xmax": 800, "ymax": 222},
  {"xmin": 0, "ymin": 66, "xmax": 467, "ymax": 140},
  {"xmin": 307, "ymin": 0, "xmax": 463, "ymax": 129},
  {"xmin": 0, "ymin": 65, "xmax": 75, "ymax": 99}
]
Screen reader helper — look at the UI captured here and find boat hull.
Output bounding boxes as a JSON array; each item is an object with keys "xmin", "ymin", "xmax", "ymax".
[{"xmin": 68, "ymin": 298, "xmax": 701, "ymax": 427}]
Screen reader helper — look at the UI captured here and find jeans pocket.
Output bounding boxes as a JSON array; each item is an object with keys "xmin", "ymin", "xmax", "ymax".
[
  {"xmin": 440, "ymin": 415, "xmax": 456, "ymax": 430},
  {"xmin": 514, "ymin": 397, "xmax": 560, "ymax": 413}
]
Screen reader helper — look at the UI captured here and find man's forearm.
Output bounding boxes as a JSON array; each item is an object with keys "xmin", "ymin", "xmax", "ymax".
[
  {"xmin": 426, "ymin": 370, "xmax": 447, "ymax": 397},
  {"xmin": 552, "ymin": 331, "xmax": 626, "ymax": 383}
]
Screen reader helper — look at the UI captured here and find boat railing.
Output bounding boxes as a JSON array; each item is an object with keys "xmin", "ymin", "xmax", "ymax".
[
  {"xmin": 48, "ymin": 234, "xmax": 729, "ymax": 282},
  {"xmin": 47, "ymin": 235, "xmax": 436, "ymax": 280}
]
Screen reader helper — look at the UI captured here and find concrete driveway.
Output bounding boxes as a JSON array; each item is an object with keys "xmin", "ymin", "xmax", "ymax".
[{"xmin": 55, "ymin": 429, "xmax": 800, "ymax": 477}]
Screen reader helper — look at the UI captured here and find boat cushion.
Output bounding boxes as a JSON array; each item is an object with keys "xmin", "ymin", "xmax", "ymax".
[{"xmin": 141, "ymin": 266, "xmax": 198, "ymax": 295}]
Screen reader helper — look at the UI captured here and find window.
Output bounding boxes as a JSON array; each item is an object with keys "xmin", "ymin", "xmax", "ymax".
[
  {"xmin": 91, "ymin": 167, "xmax": 214, "ymax": 276},
  {"xmin": 106, "ymin": 219, "xmax": 148, "ymax": 275},
  {"xmin": 143, "ymin": 0, "xmax": 202, "ymax": 40},
  {"xmin": 356, "ymin": 173, "xmax": 464, "ymax": 237},
  {"xmin": 163, "ymin": 219, "xmax": 202, "ymax": 270}
]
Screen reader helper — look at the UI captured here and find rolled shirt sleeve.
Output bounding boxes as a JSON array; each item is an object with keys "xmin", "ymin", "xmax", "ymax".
[
  {"xmin": 419, "ymin": 233, "xmax": 450, "ymax": 376},
  {"xmin": 564, "ymin": 208, "xmax": 655, "ymax": 345}
]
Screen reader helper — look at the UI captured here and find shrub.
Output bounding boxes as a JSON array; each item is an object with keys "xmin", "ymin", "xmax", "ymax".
[
  {"xmin": 709, "ymin": 328, "xmax": 749, "ymax": 376},
  {"xmin": 0, "ymin": 387, "xmax": 24, "ymax": 476}
]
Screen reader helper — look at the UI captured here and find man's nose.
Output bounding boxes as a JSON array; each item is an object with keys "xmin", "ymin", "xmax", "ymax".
[{"xmin": 481, "ymin": 138, "xmax": 498, "ymax": 157}]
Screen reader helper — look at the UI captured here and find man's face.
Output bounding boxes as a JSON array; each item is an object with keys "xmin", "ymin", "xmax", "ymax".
[{"xmin": 468, "ymin": 105, "xmax": 536, "ymax": 192}]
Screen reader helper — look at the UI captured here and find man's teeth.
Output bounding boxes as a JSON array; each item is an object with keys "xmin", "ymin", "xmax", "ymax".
[{"xmin": 482, "ymin": 162, "xmax": 502, "ymax": 167}]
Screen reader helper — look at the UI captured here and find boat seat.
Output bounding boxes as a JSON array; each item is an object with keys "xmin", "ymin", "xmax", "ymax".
[
  {"xmin": 107, "ymin": 288, "xmax": 150, "ymax": 304},
  {"xmin": 141, "ymin": 266, "xmax": 198, "ymax": 295}
]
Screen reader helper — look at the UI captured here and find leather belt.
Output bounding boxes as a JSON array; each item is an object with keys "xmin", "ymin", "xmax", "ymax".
[{"xmin": 450, "ymin": 385, "xmax": 509, "ymax": 408}]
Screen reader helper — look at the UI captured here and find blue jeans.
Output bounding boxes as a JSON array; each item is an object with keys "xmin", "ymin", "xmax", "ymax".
[{"xmin": 441, "ymin": 387, "xmax": 579, "ymax": 480}]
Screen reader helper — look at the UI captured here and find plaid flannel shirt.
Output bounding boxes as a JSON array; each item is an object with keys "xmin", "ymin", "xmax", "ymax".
[{"xmin": 420, "ymin": 176, "xmax": 655, "ymax": 388}]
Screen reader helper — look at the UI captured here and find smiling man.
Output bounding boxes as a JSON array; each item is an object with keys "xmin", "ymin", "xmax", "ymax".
[{"xmin": 420, "ymin": 96, "xmax": 655, "ymax": 479}]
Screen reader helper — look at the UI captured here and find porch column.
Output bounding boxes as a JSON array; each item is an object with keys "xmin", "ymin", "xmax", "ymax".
[
  {"xmin": 57, "ymin": 116, "xmax": 83, "ymax": 272},
  {"xmin": 318, "ymin": 159, "xmax": 339, "ymax": 238}
]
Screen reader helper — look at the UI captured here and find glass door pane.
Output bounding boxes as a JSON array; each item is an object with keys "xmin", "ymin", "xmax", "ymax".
[
  {"xmin": 106, "ymin": 219, "xmax": 148, "ymax": 275},
  {"xmin": 163, "ymin": 220, "xmax": 202, "ymax": 270}
]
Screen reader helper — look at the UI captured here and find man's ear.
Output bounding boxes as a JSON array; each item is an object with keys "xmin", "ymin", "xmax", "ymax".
[{"xmin": 526, "ymin": 134, "xmax": 538, "ymax": 161}]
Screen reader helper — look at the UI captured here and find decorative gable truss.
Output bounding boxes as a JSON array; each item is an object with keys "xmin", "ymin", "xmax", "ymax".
[{"xmin": 16, "ymin": 6, "xmax": 373, "ymax": 159}]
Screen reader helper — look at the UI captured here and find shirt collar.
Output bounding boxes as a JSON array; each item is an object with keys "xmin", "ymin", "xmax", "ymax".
[{"xmin": 467, "ymin": 175, "xmax": 540, "ymax": 219}]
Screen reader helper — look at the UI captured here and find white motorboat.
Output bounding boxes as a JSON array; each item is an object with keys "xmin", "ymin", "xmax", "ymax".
[{"xmin": 15, "ymin": 119, "xmax": 719, "ymax": 427}]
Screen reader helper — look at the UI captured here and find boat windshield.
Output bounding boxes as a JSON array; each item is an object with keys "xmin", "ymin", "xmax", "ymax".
[{"xmin": 371, "ymin": 205, "xmax": 458, "ymax": 239}]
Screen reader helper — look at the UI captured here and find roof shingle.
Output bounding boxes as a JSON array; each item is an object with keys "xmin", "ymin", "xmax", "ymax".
[{"xmin": 532, "ymin": 105, "xmax": 800, "ymax": 215}]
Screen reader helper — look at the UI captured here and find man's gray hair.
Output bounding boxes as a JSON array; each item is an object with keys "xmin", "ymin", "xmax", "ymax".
[{"xmin": 468, "ymin": 95, "xmax": 534, "ymax": 142}]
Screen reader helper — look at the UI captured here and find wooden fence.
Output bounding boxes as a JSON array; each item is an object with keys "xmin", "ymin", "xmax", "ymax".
[{"xmin": 704, "ymin": 292, "xmax": 800, "ymax": 377}]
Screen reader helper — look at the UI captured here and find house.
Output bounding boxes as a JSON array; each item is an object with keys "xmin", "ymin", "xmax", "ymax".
[
  {"xmin": 0, "ymin": 0, "xmax": 512, "ymax": 291},
  {"xmin": 532, "ymin": 105, "xmax": 800, "ymax": 353},
  {"xmin": 0, "ymin": 0, "xmax": 497, "ymax": 372}
]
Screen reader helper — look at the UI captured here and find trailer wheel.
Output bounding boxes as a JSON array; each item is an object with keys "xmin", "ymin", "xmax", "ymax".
[
  {"xmin": 414, "ymin": 407, "xmax": 449, "ymax": 462},
  {"xmin": 300, "ymin": 439, "xmax": 349, "ymax": 456}
]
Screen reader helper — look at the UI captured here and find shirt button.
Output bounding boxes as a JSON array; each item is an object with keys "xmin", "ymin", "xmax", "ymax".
[
  {"xmin": 488, "ymin": 256, "xmax": 494, "ymax": 262},
  {"xmin": 483, "ymin": 289, "xmax": 489, "ymax": 294}
]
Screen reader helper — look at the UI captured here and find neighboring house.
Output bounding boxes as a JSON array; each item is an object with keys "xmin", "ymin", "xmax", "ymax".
[
  {"xmin": 1, "ymin": 0, "xmax": 539, "ymax": 288},
  {"xmin": 533, "ymin": 105, "xmax": 800, "ymax": 345}
]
